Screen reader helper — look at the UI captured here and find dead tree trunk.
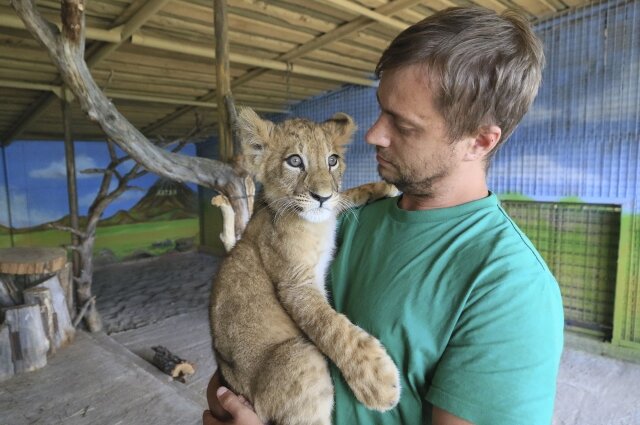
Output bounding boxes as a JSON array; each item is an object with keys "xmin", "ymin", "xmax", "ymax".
[{"xmin": 10, "ymin": 0, "xmax": 252, "ymax": 241}]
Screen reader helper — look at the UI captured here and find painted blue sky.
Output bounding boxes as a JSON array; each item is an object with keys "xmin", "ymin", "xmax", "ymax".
[{"xmin": 0, "ymin": 141, "xmax": 196, "ymax": 228}]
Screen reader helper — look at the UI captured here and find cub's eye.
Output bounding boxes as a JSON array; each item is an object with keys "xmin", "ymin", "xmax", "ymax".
[
  {"xmin": 286, "ymin": 154, "xmax": 303, "ymax": 168},
  {"xmin": 328, "ymin": 154, "xmax": 339, "ymax": 167}
]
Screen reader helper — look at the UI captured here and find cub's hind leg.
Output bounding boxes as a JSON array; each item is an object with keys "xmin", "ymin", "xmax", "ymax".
[{"xmin": 252, "ymin": 336, "xmax": 333, "ymax": 425}]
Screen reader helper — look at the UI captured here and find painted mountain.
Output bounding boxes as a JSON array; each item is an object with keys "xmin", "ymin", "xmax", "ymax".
[
  {"xmin": 104, "ymin": 178, "xmax": 198, "ymax": 225},
  {"xmin": 3, "ymin": 178, "xmax": 198, "ymax": 233}
]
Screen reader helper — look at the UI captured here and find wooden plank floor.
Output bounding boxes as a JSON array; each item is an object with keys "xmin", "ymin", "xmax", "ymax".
[
  {"xmin": 0, "ymin": 331, "xmax": 204, "ymax": 425},
  {"xmin": 111, "ymin": 309, "xmax": 217, "ymax": 405}
]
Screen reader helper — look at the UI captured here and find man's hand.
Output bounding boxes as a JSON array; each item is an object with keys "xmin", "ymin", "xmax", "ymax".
[
  {"xmin": 432, "ymin": 406, "xmax": 474, "ymax": 425},
  {"xmin": 204, "ymin": 370, "xmax": 263, "ymax": 425}
]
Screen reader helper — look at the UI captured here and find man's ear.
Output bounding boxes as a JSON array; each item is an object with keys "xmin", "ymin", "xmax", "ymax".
[
  {"xmin": 322, "ymin": 112, "xmax": 357, "ymax": 149},
  {"xmin": 464, "ymin": 125, "xmax": 501, "ymax": 161},
  {"xmin": 236, "ymin": 107, "xmax": 274, "ymax": 176}
]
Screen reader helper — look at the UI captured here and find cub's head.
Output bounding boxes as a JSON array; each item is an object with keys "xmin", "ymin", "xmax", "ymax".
[{"xmin": 237, "ymin": 107, "xmax": 356, "ymax": 223}]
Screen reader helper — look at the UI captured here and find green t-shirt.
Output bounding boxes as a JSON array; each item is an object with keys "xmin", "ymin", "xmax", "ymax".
[{"xmin": 329, "ymin": 193, "xmax": 564, "ymax": 425}]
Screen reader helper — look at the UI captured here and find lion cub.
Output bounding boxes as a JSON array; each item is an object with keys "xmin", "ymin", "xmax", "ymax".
[{"xmin": 210, "ymin": 108, "xmax": 400, "ymax": 425}]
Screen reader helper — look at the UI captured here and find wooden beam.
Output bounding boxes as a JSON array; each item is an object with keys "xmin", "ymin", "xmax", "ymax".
[
  {"xmin": 0, "ymin": 12, "xmax": 121, "ymax": 43},
  {"xmin": 0, "ymin": 78, "xmax": 62, "ymax": 97},
  {"xmin": 2, "ymin": 0, "xmax": 172, "ymax": 145},
  {"xmin": 130, "ymin": 34, "xmax": 373, "ymax": 86},
  {"xmin": 143, "ymin": 0, "xmax": 423, "ymax": 132},
  {"xmin": 62, "ymin": 93, "xmax": 81, "ymax": 280},
  {"xmin": 215, "ymin": 0, "xmax": 233, "ymax": 162},
  {"xmin": 86, "ymin": 0, "xmax": 173, "ymax": 68},
  {"xmin": 322, "ymin": 0, "xmax": 409, "ymax": 31},
  {"xmin": 1, "ymin": 92, "xmax": 56, "ymax": 146}
]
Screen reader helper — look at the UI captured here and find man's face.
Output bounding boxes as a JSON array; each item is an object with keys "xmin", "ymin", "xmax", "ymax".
[{"xmin": 366, "ymin": 64, "xmax": 467, "ymax": 197}]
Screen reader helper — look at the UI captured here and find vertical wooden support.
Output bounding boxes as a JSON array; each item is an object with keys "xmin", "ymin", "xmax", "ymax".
[
  {"xmin": 1, "ymin": 147, "xmax": 15, "ymax": 247},
  {"xmin": 62, "ymin": 93, "xmax": 81, "ymax": 286},
  {"xmin": 214, "ymin": 0, "xmax": 233, "ymax": 162}
]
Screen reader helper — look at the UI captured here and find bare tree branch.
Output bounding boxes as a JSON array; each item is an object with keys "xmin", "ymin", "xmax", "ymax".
[
  {"xmin": 49, "ymin": 224, "xmax": 87, "ymax": 239},
  {"xmin": 10, "ymin": 0, "xmax": 250, "ymax": 236},
  {"xmin": 80, "ymin": 168, "xmax": 108, "ymax": 175}
]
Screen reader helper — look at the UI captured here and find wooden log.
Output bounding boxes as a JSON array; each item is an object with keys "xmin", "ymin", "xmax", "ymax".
[
  {"xmin": 0, "ymin": 324, "xmax": 14, "ymax": 381},
  {"xmin": 0, "ymin": 274, "xmax": 21, "ymax": 307},
  {"xmin": 56, "ymin": 262, "xmax": 75, "ymax": 319},
  {"xmin": 151, "ymin": 345, "xmax": 195, "ymax": 383},
  {"xmin": 34, "ymin": 275, "xmax": 75, "ymax": 349},
  {"xmin": 2, "ymin": 304, "xmax": 48, "ymax": 373},
  {"xmin": 23, "ymin": 287, "xmax": 55, "ymax": 355},
  {"xmin": 0, "ymin": 247, "xmax": 67, "ymax": 275}
]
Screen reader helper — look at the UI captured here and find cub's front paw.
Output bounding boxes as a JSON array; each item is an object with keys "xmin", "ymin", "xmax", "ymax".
[{"xmin": 344, "ymin": 334, "xmax": 400, "ymax": 412}]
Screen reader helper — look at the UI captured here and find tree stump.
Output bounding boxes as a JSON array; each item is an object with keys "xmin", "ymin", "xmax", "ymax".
[
  {"xmin": 2, "ymin": 304, "xmax": 49, "ymax": 373},
  {"xmin": 0, "ymin": 275, "xmax": 20, "ymax": 307},
  {"xmin": 23, "ymin": 287, "xmax": 55, "ymax": 355},
  {"xmin": 0, "ymin": 247, "xmax": 67, "ymax": 275},
  {"xmin": 0, "ymin": 324, "xmax": 14, "ymax": 381},
  {"xmin": 0, "ymin": 248, "xmax": 76, "ymax": 379},
  {"xmin": 34, "ymin": 276, "xmax": 75, "ymax": 349}
]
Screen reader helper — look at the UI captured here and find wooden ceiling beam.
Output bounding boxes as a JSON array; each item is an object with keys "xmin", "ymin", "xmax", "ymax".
[
  {"xmin": 1, "ymin": 0, "xmax": 171, "ymax": 145},
  {"xmin": 0, "ymin": 78, "xmax": 283, "ymax": 112},
  {"xmin": 86, "ymin": 0, "xmax": 173, "ymax": 68},
  {"xmin": 322, "ymin": 0, "xmax": 409, "ymax": 31},
  {"xmin": 144, "ymin": 0, "xmax": 423, "ymax": 133}
]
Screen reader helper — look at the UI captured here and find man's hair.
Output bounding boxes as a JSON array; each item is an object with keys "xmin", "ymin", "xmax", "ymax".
[{"xmin": 376, "ymin": 7, "xmax": 545, "ymax": 149}]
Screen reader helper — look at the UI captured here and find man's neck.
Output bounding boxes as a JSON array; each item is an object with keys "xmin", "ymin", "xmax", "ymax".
[{"xmin": 398, "ymin": 171, "xmax": 489, "ymax": 211}]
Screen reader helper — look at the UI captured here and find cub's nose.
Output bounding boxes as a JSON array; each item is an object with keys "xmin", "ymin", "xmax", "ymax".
[{"xmin": 310, "ymin": 192, "xmax": 332, "ymax": 206}]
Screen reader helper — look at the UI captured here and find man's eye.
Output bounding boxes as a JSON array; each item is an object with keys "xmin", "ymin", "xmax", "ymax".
[
  {"xmin": 396, "ymin": 125, "xmax": 412, "ymax": 135},
  {"xmin": 328, "ymin": 155, "xmax": 339, "ymax": 167},
  {"xmin": 286, "ymin": 155, "xmax": 303, "ymax": 168}
]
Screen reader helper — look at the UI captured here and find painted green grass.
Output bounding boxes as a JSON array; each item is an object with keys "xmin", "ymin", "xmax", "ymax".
[{"xmin": 0, "ymin": 218, "xmax": 199, "ymax": 259}]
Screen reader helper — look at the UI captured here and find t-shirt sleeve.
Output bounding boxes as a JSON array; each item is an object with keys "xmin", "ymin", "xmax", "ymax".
[{"xmin": 425, "ymin": 265, "xmax": 564, "ymax": 425}]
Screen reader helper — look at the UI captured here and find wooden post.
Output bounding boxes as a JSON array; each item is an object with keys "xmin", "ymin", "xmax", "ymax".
[
  {"xmin": 0, "ymin": 324, "xmax": 14, "ymax": 381},
  {"xmin": 62, "ymin": 93, "xmax": 81, "ymax": 282},
  {"xmin": 3, "ymin": 304, "xmax": 48, "ymax": 373},
  {"xmin": 1, "ymin": 147, "xmax": 15, "ymax": 246},
  {"xmin": 214, "ymin": 0, "xmax": 233, "ymax": 162},
  {"xmin": 23, "ymin": 286, "xmax": 55, "ymax": 355}
]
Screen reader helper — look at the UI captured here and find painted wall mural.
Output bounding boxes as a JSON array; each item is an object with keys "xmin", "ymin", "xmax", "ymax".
[{"xmin": 0, "ymin": 141, "xmax": 199, "ymax": 263}]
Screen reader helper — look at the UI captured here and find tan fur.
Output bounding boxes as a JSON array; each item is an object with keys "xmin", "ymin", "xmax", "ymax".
[{"xmin": 210, "ymin": 108, "xmax": 401, "ymax": 425}]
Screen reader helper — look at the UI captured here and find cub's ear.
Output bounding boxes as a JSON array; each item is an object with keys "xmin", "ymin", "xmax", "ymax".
[
  {"xmin": 236, "ymin": 107, "xmax": 274, "ymax": 176},
  {"xmin": 323, "ymin": 112, "xmax": 357, "ymax": 148}
]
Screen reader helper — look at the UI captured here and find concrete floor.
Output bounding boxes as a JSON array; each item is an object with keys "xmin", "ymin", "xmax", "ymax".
[{"xmin": 2, "ymin": 252, "xmax": 640, "ymax": 424}]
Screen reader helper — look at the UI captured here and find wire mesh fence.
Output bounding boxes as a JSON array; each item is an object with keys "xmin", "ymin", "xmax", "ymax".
[{"xmin": 502, "ymin": 200, "xmax": 622, "ymax": 338}]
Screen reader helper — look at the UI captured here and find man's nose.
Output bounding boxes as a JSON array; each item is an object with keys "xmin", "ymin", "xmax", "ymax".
[{"xmin": 365, "ymin": 116, "xmax": 390, "ymax": 148}]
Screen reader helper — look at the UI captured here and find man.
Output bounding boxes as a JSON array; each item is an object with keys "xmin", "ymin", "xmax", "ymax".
[{"xmin": 204, "ymin": 6, "xmax": 564, "ymax": 425}]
